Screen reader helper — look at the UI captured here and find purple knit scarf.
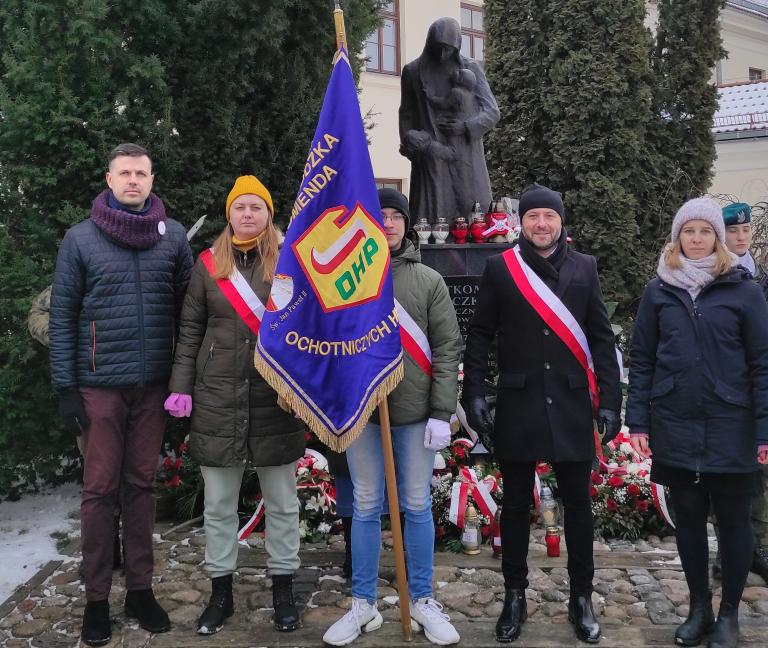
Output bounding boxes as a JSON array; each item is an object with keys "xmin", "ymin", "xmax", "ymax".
[{"xmin": 89, "ymin": 189, "xmax": 167, "ymax": 249}]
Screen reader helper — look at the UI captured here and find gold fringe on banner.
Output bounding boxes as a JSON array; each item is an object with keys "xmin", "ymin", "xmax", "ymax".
[{"xmin": 253, "ymin": 343, "xmax": 404, "ymax": 453}]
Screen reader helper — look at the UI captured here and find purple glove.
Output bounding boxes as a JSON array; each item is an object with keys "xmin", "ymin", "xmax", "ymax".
[{"xmin": 164, "ymin": 393, "xmax": 192, "ymax": 417}]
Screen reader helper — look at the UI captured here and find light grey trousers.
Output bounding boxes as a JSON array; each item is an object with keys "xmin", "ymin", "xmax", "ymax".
[{"xmin": 200, "ymin": 463, "xmax": 300, "ymax": 577}]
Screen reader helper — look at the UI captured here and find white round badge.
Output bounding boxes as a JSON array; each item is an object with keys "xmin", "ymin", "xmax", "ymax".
[{"xmin": 158, "ymin": 221, "xmax": 166, "ymax": 235}]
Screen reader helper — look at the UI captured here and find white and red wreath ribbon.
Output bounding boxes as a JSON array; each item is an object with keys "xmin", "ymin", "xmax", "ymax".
[
  {"xmin": 200, "ymin": 248, "xmax": 265, "ymax": 335},
  {"xmin": 237, "ymin": 449, "xmax": 336, "ymax": 541},
  {"xmin": 395, "ymin": 298, "xmax": 432, "ymax": 378},
  {"xmin": 237, "ymin": 498, "xmax": 265, "ymax": 542},
  {"xmin": 454, "ymin": 401, "xmax": 479, "ymax": 444},
  {"xmin": 448, "ymin": 465, "xmax": 499, "ymax": 528},
  {"xmin": 650, "ymin": 482, "xmax": 675, "ymax": 529}
]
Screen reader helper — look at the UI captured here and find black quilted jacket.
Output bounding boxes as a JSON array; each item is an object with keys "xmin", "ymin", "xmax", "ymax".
[{"xmin": 50, "ymin": 217, "xmax": 193, "ymax": 389}]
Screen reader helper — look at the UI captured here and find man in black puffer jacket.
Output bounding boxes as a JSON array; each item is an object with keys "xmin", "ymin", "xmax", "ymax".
[{"xmin": 50, "ymin": 143, "xmax": 193, "ymax": 647}]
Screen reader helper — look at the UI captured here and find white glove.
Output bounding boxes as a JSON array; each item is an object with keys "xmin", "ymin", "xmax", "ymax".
[{"xmin": 424, "ymin": 417, "xmax": 451, "ymax": 451}]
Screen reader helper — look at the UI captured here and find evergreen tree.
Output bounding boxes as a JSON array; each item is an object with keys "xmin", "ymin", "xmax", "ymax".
[
  {"xmin": 484, "ymin": 0, "xmax": 553, "ymax": 193},
  {"xmin": 643, "ymin": 0, "xmax": 726, "ymax": 247},
  {"xmin": 485, "ymin": 0, "xmax": 655, "ymax": 314},
  {"xmin": 0, "ymin": 0, "xmax": 380, "ymax": 495},
  {"xmin": 158, "ymin": 0, "xmax": 380, "ymax": 235}
]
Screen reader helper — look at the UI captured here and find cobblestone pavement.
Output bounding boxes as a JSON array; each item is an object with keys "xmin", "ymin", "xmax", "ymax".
[{"xmin": 1, "ymin": 524, "xmax": 767, "ymax": 647}]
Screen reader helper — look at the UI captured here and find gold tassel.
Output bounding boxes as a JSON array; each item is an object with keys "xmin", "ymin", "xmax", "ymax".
[{"xmin": 254, "ymin": 347, "xmax": 404, "ymax": 452}]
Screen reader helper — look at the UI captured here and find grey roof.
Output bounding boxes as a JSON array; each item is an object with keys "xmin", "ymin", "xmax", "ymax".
[
  {"xmin": 727, "ymin": 0, "xmax": 768, "ymax": 18},
  {"xmin": 714, "ymin": 80, "xmax": 768, "ymax": 134}
]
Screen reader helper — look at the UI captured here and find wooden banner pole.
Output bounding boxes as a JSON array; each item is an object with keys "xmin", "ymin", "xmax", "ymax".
[{"xmin": 379, "ymin": 398, "xmax": 412, "ymax": 641}]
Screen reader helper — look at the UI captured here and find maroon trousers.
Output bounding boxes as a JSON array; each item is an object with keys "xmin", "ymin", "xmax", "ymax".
[{"xmin": 79, "ymin": 385, "xmax": 166, "ymax": 601}]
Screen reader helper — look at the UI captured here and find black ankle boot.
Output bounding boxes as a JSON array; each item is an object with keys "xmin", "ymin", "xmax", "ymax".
[
  {"xmin": 751, "ymin": 545, "xmax": 768, "ymax": 585},
  {"xmin": 341, "ymin": 516, "xmax": 352, "ymax": 578},
  {"xmin": 197, "ymin": 574, "xmax": 234, "ymax": 635},
  {"xmin": 708, "ymin": 602, "xmax": 739, "ymax": 648},
  {"xmin": 124, "ymin": 588, "xmax": 171, "ymax": 633},
  {"xmin": 272, "ymin": 574, "xmax": 300, "ymax": 631},
  {"xmin": 81, "ymin": 600, "xmax": 111, "ymax": 647},
  {"xmin": 496, "ymin": 588, "xmax": 527, "ymax": 642},
  {"xmin": 675, "ymin": 591, "xmax": 715, "ymax": 646},
  {"xmin": 568, "ymin": 593, "xmax": 601, "ymax": 644}
]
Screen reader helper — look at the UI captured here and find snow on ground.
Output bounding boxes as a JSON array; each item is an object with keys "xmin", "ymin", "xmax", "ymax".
[{"xmin": 0, "ymin": 482, "xmax": 81, "ymax": 603}]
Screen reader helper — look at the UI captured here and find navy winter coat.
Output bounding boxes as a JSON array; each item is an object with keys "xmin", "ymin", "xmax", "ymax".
[
  {"xmin": 50, "ymin": 218, "xmax": 193, "ymax": 389},
  {"xmin": 626, "ymin": 269, "xmax": 768, "ymax": 473}
]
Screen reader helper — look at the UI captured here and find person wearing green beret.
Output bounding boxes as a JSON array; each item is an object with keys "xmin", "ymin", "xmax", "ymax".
[
  {"xmin": 723, "ymin": 202, "xmax": 768, "ymax": 294},
  {"xmin": 718, "ymin": 201, "xmax": 768, "ymax": 587}
]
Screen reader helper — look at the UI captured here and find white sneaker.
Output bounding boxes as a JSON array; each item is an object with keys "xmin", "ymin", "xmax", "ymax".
[
  {"xmin": 410, "ymin": 597, "xmax": 460, "ymax": 645},
  {"xmin": 322, "ymin": 598, "xmax": 383, "ymax": 646}
]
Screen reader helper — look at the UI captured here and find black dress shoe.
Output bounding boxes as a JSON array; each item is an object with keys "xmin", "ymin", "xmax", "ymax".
[
  {"xmin": 81, "ymin": 600, "xmax": 111, "ymax": 647},
  {"xmin": 708, "ymin": 602, "xmax": 739, "ymax": 648},
  {"xmin": 568, "ymin": 593, "xmax": 601, "ymax": 644},
  {"xmin": 124, "ymin": 588, "xmax": 171, "ymax": 633},
  {"xmin": 675, "ymin": 591, "xmax": 714, "ymax": 646},
  {"xmin": 496, "ymin": 588, "xmax": 527, "ymax": 642}
]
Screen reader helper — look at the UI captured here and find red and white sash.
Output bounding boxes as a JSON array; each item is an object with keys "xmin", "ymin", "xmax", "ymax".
[
  {"xmin": 395, "ymin": 298, "xmax": 432, "ymax": 378},
  {"xmin": 502, "ymin": 247, "xmax": 599, "ymax": 413},
  {"xmin": 199, "ymin": 248, "xmax": 265, "ymax": 335}
]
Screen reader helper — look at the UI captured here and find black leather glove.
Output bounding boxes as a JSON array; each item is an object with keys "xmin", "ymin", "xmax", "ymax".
[
  {"xmin": 597, "ymin": 408, "xmax": 621, "ymax": 444},
  {"xmin": 58, "ymin": 388, "xmax": 90, "ymax": 436},
  {"xmin": 464, "ymin": 394, "xmax": 495, "ymax": 447}
]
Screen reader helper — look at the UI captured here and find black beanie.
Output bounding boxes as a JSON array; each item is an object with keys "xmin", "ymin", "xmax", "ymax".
[
  {"xmin": 377, "ymin": 187, "xmax": 411, "ymax": 229},
  {"xmin": 518, "ymin": 183, "xmax": 565, "ymax": 221}
]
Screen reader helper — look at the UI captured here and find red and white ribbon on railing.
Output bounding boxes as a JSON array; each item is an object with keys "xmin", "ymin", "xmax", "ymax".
[{"xmin": 448, "ymin": 466, "xmax": 498, "ymax": 528}]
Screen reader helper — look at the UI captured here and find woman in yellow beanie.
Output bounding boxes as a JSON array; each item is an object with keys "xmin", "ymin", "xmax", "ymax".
[{"xmin": 165, "ymin": 175, "xmax": 305, "ymax": 635}]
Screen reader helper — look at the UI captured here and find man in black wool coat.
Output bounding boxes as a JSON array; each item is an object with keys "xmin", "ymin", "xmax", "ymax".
[{"xmin": 462, "ymin": 183, "xmax": 622, "ymax": 644}]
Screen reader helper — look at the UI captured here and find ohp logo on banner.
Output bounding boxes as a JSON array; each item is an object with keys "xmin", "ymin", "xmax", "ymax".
[{"xmin": 294, "ymin": 203, "xmax": 389, "ymax": 312}]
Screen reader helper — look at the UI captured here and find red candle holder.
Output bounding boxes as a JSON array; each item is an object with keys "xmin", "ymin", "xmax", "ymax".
[
  {"xmin": 545, "ymin": 528, "xmax": 561, "ymax": 557},
  {"xmin": 469, "ymin": 219, "xmax": 487, "ymax": 243},
  {"xmin": 450, "ymin": 217, "xmax": 469, "ymax": 244}
]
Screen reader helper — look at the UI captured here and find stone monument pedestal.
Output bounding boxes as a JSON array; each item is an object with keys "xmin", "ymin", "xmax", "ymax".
[{"xmin": 420, "ymin": 242, "xmax": 511, "ymax": 340}]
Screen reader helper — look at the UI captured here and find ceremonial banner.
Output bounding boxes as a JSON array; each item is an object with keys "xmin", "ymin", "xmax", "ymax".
[{"xmin": 254, "ymin": 47, "xmax": 403, "ymax": 451}]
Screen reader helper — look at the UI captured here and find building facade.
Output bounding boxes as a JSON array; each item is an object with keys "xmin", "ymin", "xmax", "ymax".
[{"xmin": 359, "ymin": 0, "xmax": 768, "ymax": 205}]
